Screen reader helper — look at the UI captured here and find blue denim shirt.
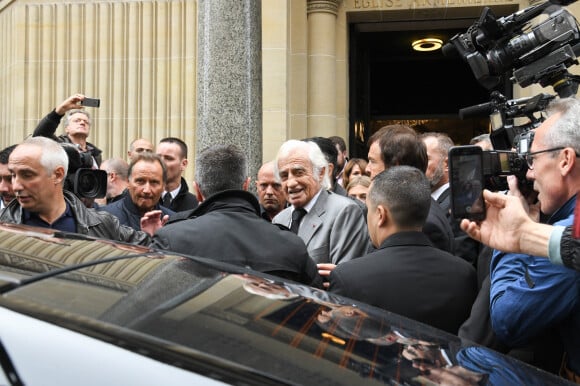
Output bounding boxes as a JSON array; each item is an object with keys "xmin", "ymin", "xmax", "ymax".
[{"xmin": 490, "ymin": 195, "xmax": 580, "ymax": 373}]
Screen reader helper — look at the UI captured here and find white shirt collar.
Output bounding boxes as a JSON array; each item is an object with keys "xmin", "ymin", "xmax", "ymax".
[
  {"xmin": 293, "ymin": 188, "xmax": 323, "ymax": 214},
  {"xmin": 431, "ymin": 182, "xmax": 449, "ymax": 200},
  {"xmin": 164, "ymin": 184, "xmax": 181, "ymax": 200}
]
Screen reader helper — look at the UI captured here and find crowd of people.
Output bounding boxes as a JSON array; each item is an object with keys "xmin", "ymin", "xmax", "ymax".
[{"xmin": 1, "ymin": 93, "xmax": 579, "ymax": 383}]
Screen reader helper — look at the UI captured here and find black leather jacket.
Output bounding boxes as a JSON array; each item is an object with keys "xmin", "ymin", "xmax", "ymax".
[
  {"xmin": 561, "ymin": 226, "xmax": 580, "ymax": 271},
  {"xmin": 0, "ymin": 191, "xmax": 150, "ymax": 245}
]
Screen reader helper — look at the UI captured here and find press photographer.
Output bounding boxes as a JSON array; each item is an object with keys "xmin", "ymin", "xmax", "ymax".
[
  {"xmin": 445, "ymin": 2, "xmax": 580, "ymax": 381},
  {"xmin": 0, "ymin": 137, "xmax": 150, "ymax": 244},
  {"xmin": 33, "ymin": 94, "xmax": 103, "ymax": 167}
]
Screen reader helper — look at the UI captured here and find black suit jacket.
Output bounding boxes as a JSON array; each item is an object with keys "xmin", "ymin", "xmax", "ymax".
[
  {"xmin": 160, "ymin": 178, "xmax": 199, "ymax": 213},
  {"xmin": 329, "ymin": 231, "xmax": 477, "ymax": 334},
  {"xmin": 424, "ymin": 198, "xmax": 455, "ymax": 254},
  {"xmin": 436, "ymin": 186, "xmax": 451, "ymax": 214},
  {"xmin": 437, "ymin": 186, "xmax": 482, "ymax": 264}
]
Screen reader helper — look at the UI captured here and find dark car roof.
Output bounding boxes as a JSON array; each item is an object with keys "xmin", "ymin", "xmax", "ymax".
[{"xmin": 0, "ymin": 223, "xmax": 572, "ymax": 385}]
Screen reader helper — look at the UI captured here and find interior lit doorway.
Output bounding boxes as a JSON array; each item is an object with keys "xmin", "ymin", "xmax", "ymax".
[{"xmin": 347, "ymin": 6, "xmax": 518, "ymax": 158}]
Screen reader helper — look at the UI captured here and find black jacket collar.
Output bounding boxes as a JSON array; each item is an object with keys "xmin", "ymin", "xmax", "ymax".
[
  {"xmin": 377, "ymin": 231, "xmax": 433, "ymax": 250},
  {"xmin": 166, "ymin": 190, "xmax": 260, "ymax": 224}
]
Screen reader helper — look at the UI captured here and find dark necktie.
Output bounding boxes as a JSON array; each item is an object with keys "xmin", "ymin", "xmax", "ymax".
[
  {"xmin": 162, "ymin": 193, "xmax": 172, "ymax": 208},
  {"xmin": 290, "ymin": 208, "xmax": 306, "ymax": 234}
]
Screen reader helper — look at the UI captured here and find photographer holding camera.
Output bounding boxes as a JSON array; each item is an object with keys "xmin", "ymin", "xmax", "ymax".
[
  {"xmin": 33, "ymin": 93, "xmax": 102, "ymax": 167},
  {"xmin": 472, "ymin": 97, "xmax": 580, "ymax": 381},
  {"xmin": 0, "ymin": 137, "xmax": 151, "ymax": 245}
]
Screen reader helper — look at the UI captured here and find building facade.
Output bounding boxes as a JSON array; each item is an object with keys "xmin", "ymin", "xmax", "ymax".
[{"xmin": 1, "ymin": 0, "xmax": 578, "ymax": 182}]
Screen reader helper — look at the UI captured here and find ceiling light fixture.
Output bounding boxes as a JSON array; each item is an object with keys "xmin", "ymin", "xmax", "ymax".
[{"xmin": 412, "ymin": 38, "xmax": 443, "ymax": 52}]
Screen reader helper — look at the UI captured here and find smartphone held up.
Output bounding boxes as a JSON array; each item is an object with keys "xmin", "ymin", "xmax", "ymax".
[
  {"xmin": 449, "ymin": 146, "xmax": 486, "ymax": 221},
  {"xmin": 80, "ymin": 97, "xmax": 100, "ymax": 108}
]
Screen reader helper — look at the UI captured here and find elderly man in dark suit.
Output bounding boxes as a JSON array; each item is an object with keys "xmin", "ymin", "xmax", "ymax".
[
  {"xmin": 273, "ymin": 140, "xmax": 370, "ymax": 265},
  {"xmin": 328, "ymin": 166, "xmax": 477, "ymax": 334},
  {"xmin": 366, "ymin": 125, "xmax": 454, "ymax": 254}
]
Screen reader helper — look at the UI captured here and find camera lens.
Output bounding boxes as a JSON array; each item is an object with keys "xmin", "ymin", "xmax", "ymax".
[{"xmin": 73, "ymin": 169, "xmax": 107, "ymax": 199}]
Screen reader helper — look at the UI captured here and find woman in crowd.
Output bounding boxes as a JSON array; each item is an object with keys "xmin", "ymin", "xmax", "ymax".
[
  {"xmin": 346, "ymin": 175, "xmax": 371, "ymax": 205},
  {"xmin": 342, "ymin": 158, "xmax": 369, "ymax": 189}
]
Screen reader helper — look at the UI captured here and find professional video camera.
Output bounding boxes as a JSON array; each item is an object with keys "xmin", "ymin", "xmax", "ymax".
[
  {"xmin": 443, "ymin": 0, "xmax": 580, "ymax": 97},
  {"xmin": 454, "ymin": 92, "xmax": 552, "ymax": 194},
  {"xmin": 444, "ymin": 0, "xmax": 580, "ymax": 199},
  {"xmin": 61, "ymin": 144, "xmax": 107, "ymax": 199}
]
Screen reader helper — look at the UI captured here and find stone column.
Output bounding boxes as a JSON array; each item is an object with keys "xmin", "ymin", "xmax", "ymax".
[
  {"xmin": 196, "ymin": 0, "xmax": 262, "ymax": 183},
  {"xmin": 307, "ymin": 0, "xmax": 341, "ymax": 137}
]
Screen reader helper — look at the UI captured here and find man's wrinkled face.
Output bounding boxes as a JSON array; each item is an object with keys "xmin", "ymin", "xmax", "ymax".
[
  {"xmin": 65, "ymin": 112, "xmax": 90, "ymax": 138},
  {"xmin": 423, "ymin": 137, "xmax": 447, "ymax": 190},
  {"xmin": 525, "ymin": 113, "xmax": 567, "ymax": 215},
  {"xmin": 0, "ymin": 163, "xmax": 15, "ymax": 206},
  {"xmin": 277, "ymin": 148, "xmax": 324, "ymax": 208},
  {"xmin": 366, "ymin": 141, "xmax": 385, "ymax": 180},
  {"xmin": 128, "ymin": 160, "xmax": 165, "ymax": 213},
  {"xmin": 156, "ymin": 142, "xmax": 187, "ymax": 185},
  {"xmin": 256, "ymin": 165, "xmax": 286, "ymax": 215},
  {"xmin": 9, "ymin": 145, "xmax": 64, "ymax": 214}
]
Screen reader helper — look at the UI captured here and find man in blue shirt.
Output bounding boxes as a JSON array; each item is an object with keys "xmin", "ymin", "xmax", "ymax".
[{"xmin": 489, "ymin": 97, "xmax": 580, "ymax": 380}]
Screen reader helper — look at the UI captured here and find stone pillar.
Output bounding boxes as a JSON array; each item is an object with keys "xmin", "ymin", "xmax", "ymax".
[
  {"xmin": 307, "ymin": 0, "xmax": 341, "ymax": 137},
  {"xmin": 196, "ymin": 0, "xmax": 262, "ymax": 183}
]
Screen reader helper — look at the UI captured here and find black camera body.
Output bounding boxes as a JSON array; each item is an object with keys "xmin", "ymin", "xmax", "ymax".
[
  {"xmin": 61, "ymin": 144, "xmax": 107, "ymax": 199},
  {"xmin": 444, "ymin": 0, "xmax": 580, "ymax": 96},
  {"xmin": 481, "ymin": 150, "xmax": 528, "ymax": 192},
  {"xmin": 445, "ymin": 0, "xmax": 577, "ymax": 212}
]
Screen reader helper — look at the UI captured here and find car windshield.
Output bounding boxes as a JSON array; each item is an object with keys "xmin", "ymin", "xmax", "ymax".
[{"xmin": 0, "ymin": 225, "xmax": 571, "ymax": 385}]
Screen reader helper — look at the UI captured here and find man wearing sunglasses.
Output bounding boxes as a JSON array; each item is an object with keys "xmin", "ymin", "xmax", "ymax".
[{"xmin": 487, "ymin": 97, "xmax": 580, "ymax": 381}]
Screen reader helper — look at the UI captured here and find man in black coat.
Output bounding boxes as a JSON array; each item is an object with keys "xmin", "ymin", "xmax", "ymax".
[
  {"xmin": 366, "ymin": 125, "xmax": 454, "ymax": 254},
  {"xmin": 151, "ymin": 144, "xmax": 323, "ymax": 288},
  {"xmin": 156, "ymin": 137, "xmax": 198, "ymax": 212},
  {"xmin": 327, "ymin": 166, "xmax": 477, "ymax": 334}
]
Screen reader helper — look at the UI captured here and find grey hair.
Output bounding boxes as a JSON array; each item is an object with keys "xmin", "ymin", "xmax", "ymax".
[
  {"xmin": 102, "ymin": 157, "xmax": 129, "ymax": 181},
  {"xmin": 274, "ymin": 139, "xmax": 331, "ymax": 190},
  {"xmin": 63, "ymin": 109, "xmax": 91, "ymax": 128},
  {"xmin": 543, "ymin": 97, "xmax": 580, "ymax": 155},
  {"xmin": 21, "ymin": 137, "xmax": 69, "ymax": 182},
  {"xmin": 469, "ymin": 133, "xmax": 491, "ymax": 146},
  {"xmin": 196, "ymin": 144, "xmax": 247, "ymax": 197},
  {"xmin": 419, "ymin": 132, "xmax": 454, "ymax": 157},
  {"xmin": 368, "ymin": 165, "xmax": 430, "ymax": 228}
]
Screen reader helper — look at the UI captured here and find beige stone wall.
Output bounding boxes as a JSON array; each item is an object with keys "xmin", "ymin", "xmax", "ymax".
[
  {"xmin": 0, "ymin": 0, "xmax": 197, "ymax": 182},
  {"xmin": 261, "ymin": 0, "xmax": 303, "ymax": 164},
  {"xmin": 2, "ymin": 0, "xmax": 580, "ymax": 177}
]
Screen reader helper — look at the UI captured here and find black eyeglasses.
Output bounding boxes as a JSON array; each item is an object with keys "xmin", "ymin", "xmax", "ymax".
[{"xmin": 524, "ymin": 147, "xmax": 564, "ymax": 170}]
